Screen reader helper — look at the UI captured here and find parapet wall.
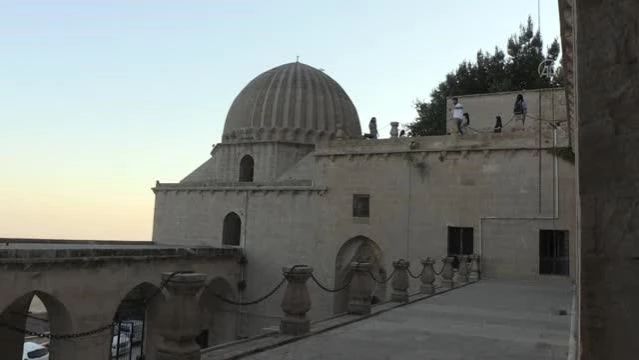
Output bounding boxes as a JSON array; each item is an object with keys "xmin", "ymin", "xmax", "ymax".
[
  {"xmin": 316, "ymin": 127, "xmax": 570, "ymax": 156},
  {"xmin": 446, "ymin": 88, "xmax": 567, "ymax": 133}
]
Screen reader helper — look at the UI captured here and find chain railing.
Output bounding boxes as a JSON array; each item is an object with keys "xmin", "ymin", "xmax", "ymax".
[
  {"xmin": 1, "ymin": 255, "xmax": 482, "ymax": 356},
  {"xmin": 0, "ymin": 270, "xmax": 190, "ymax": 340}
]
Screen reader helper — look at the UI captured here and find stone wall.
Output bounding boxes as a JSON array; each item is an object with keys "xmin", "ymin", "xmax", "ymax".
[
  {"xmin": 182, "ymin": 142, "xmax": 315, "ymax": 184},
  {"xmin": 446, "ymin": 88, "xmax": 567, "ymax": 133},
  {"xmin": 576, "ymin": 0, "xmax": 639, "ymax": 358},
  {"xmin": 0, "ymin": 244, "xmax": 242, "ymax": 360},
  {"xmin": 153, "ymin": 130, "xmax": 576, "ymax": 338}
]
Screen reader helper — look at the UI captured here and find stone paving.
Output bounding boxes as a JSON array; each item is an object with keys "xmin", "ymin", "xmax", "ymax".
[{"xmin": 242, "ymin": 279, "xmax": 573, "ymax": 360}]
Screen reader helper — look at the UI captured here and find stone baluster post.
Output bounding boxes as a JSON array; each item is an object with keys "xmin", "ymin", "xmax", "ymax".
[
  {"xmin": 458, "ymin": 255, "xmax": 469, "ymax": 283},
  {"xmin": 156, "ymin": 272, "xmax": 207, "ymax": 360},
  {"xmin": 280, "ymin": 265, "xmax": 313, "ymax": 335},
  {"xmin": 348, "ymin": 262, "xmax": 374, "ymax": 315},
  {"xmin": 390, "ymin": 122, "xmax": 399, "ymax": 138},
  {"xmin": 440, "ymin": 257, "xmax": 455, "ymax": 289},
  {"xmin": 420, "ymin": 258, "xmax": 436, "ymax": 295},
  {"xmin": 469, "ymin": 254, "xmax": 481, "ymax": 281},
  {"xmin": 391, "ymin": 259, "xmax": 410, "ymax": 303}
]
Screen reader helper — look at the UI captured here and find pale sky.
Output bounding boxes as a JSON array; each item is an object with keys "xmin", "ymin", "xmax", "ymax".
[{"xmin": 0, "ymin": 0, "xmax": 561, "ymax": 240}]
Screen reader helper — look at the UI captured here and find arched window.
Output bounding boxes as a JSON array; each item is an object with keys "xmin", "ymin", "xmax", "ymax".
[
  {"xmin": 239, "ymin": 155, "xmax": 254, "ymax": 182},
  {"xmin": 222, "ymin": 212, "xmax": 241, "ymax": 246}
]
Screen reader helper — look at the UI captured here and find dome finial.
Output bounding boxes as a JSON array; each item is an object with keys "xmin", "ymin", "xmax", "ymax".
[{"xmin": 296, "ymin": 55, "xmax": 299, "ymax": 63}]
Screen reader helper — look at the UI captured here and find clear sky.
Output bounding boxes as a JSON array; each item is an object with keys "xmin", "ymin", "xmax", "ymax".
[{"xmin": 0, "ymin": 0, "xmax": 561, "ymax": 240}]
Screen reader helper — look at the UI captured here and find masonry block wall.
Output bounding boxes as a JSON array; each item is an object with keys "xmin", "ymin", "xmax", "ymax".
[
  {"xmin": 152, "ymin": 129, "xmax": 576, "ymax": 338},
  {"xmin": 446, "ymin": 88, "xmax": 567, "ymax": 133}
]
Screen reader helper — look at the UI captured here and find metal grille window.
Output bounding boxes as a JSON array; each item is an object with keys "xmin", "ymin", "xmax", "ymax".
[{"xmin": 352, "ymin": 195, "xmax": 370, "ymax": 218}]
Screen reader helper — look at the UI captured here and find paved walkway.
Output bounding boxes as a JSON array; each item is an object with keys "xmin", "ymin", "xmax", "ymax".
[{"xmin": 244, "ymin": 279, "xmax": 573, "ymax": 360}]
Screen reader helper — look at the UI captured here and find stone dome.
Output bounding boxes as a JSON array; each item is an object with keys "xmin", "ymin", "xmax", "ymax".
[{"xmin": 222, "ymin": 62, "xmax": 361, "ymax": 143}]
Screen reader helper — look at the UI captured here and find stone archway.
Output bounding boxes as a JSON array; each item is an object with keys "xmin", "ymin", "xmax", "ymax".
[
  {"xmin": 333, "ymin": 236, "xmax": 387, "ymax": 314},
  {"xmin": 0, "ymin": 291, "xmax": 73, "ymax": 360},
  {"xmin": 111, "ymin": 282, "xmax": 165, "ymax": 360},
  {"xmin": 198, "ymin": 277, "xmax": 238, "ymax": 348}
]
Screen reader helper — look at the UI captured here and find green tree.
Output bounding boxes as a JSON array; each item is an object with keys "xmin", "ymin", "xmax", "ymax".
[{"xmin": 408, "ymin": 16, "xmax": 561, "ymax": 136}]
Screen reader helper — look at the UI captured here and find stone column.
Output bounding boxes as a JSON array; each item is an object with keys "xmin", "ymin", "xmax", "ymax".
[
  {"xmin": 156, "ymin": 272, "xmax": 206, "ymax": 360},
  {"xmin": 469, "ymin": 254, "xmax": 481, "ymax": 281},
  {"xmin": 390, "ymin": 122, "xmax": 399, "ymax": 138},
  {"xmin": 457, "ymin": 255, "xmax": 469, "ymax": 283},
  {"xmin": 348, "ymin": 262, "xmax": 374, "ymax": 315},
  {"xmin": 440, "ymin": 257, "xmax": 455, "ymax": 289},
  {"xmin": 419, "ymin": 258, "xmax": 436, "ymax": 295},
  {"xmin": 391, "ymin": 259, "xmax": 410, "ymax": 303},
  {"xmin": 576, "ymin": 1, "xmax": 639, "ymax": 358},
  {"xmin": 280, "ymin": 266, "xmax": 313, "ymax": 335}
]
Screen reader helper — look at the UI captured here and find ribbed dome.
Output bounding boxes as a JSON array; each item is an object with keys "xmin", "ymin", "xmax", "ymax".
[{"xmin": 222, "ymin": 62, "xmax": 361, "ymax": 143}]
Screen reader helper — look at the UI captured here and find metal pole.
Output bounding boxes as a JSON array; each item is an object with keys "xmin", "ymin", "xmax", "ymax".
[
  {"xmin": 139, "ymin": 317, "xmax": 146, "ymax": 359},
  {"xmin": 116, "ymin": 321, "xmax": 121, "ymax": 359},
  {"xmin": 538, "ymin": 89, "xmax": 543, "ymax": 214},
  {"xmin": 128, "ymin": 321, "xmax": 133, "ymax": 360}
]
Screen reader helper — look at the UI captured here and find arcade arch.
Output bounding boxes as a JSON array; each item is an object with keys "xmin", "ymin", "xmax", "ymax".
[
  {"xmin": 111, "ymin": 282, "xmax": 165, "ymax": 360},
  {"xmin": 0, "ymin": 291, "xmax": 73, "ymax": 360}
]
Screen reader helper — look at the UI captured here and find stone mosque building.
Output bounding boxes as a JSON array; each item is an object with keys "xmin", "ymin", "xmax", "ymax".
[{"xmin": 151, "ymin": 61, "xmax": 576, "ymax": 337}]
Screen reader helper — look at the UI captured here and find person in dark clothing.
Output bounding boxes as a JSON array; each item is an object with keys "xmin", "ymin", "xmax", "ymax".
[
  {"xmin": 513, "ymin": 94, "xmax": 527, "ymax": 128},
  {"xmin": 494, "ymin": 115, "xmax": 503, "ymax": 133}
]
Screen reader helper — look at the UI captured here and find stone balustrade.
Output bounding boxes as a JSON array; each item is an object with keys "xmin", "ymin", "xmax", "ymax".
[
  {"xmin": 347, "ymin": 261, "xmax": 374, "ymax": 315},
  {"xmin": 280, "ymin": 265, "xmax": 314, "ymax": 335}
]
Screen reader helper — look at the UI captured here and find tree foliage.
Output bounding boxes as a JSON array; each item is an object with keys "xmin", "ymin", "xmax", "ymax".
[{"xmin": 408, "ymin": 16, "xmax": 562, "ymax": 136}]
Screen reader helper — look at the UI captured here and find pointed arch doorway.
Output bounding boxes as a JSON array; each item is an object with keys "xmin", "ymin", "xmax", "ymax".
[{"xmin": 333, "ymin": 236, "xmax": 387, "ymax": 314}]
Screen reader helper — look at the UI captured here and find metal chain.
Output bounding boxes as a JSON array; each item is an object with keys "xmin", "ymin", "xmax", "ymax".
[
  {"xmin": 0, "ymin": 270, "xmax": 188, "ymax": 340},
  {"xmin": 213, "ymin": 278, "xmax": 286, "ymax": 306},
  {"xmin": 310, "ymin": 273, "xmax": 354, "ymax": 293},
  {"xmin": 367, "ymin": 268, "xmax": 395, "ymax": 284},
  {"xmin": 407, "ymin": 264, "xmax": 426, "ymax": 279},
  {"xmin": 210, "ymin": 264, "xmax": 308, "ymax": 306},
  {"xmin": 433, "ymin": 260, "xmax": 445, "ymax": 276},
  {"xmin": 465, "ymin": 114, "xmax": 516, "ymax": 134}
]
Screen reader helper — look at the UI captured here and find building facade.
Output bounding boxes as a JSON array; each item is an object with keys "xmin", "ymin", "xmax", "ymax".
[{"xmin": 152, "ymin": 61, "xmax": 576, "ymax": 336}]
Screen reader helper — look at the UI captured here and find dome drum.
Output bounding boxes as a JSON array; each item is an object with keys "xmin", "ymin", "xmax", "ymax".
[{"xmin": 222, "ymin": 127, "xmax": 338, "ymax": 143}]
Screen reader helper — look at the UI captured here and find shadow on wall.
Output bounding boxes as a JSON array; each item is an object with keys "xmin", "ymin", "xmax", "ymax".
[{"xmin": 198, "ymin": 277, "xmax": 238, "ymax": 348}]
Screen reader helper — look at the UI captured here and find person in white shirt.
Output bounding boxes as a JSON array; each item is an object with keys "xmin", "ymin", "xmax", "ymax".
[{"xmin": 451, "ymin": 97, "xmax": 465, "ymax": 135}]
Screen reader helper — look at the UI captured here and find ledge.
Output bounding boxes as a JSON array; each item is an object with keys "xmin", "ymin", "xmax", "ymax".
[
  {"xmin": 314, "ymin": 129, "xmax": 570, "ymax": 156},
  {"xmin": 153, "ymin": 184, "xmax": 326, "ymax": 194},
  {"xmin": 0, "ymin": 244, "xmax": 242, "ymax": 268}
]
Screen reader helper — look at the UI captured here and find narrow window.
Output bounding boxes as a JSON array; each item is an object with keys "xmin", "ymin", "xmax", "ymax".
[
  {"xmin": 352, "ymin": 195, "xmax": 370, "ymax": 218},
  {"xmin": 222, "ymin": 212, "xmax": 241, "ymax": 246},
  {"xmin": 539, "ymin": 230, "xmax": 569, "ymax": 275},
  {"xmin": 239, "ymin": 155, "xmax": 254, "ymax": 182}
]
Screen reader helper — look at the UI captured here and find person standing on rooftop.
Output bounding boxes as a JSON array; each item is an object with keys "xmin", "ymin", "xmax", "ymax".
[
  {"xmin": 514, "ymin": 93, "xmax": 528, "ymax": 129},
  {"xmin": 451, "ymin": 97, "xmax": 465, "ymax": 135}
]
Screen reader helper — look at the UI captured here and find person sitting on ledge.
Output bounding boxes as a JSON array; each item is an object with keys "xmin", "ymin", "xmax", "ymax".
[
  {"xmin": 363, "ymin": 117, "xmax": 379, "ymax": 139},
  {"xmin": 494, "ymin": 115, "xmax": 503, "ymax": 133}
]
